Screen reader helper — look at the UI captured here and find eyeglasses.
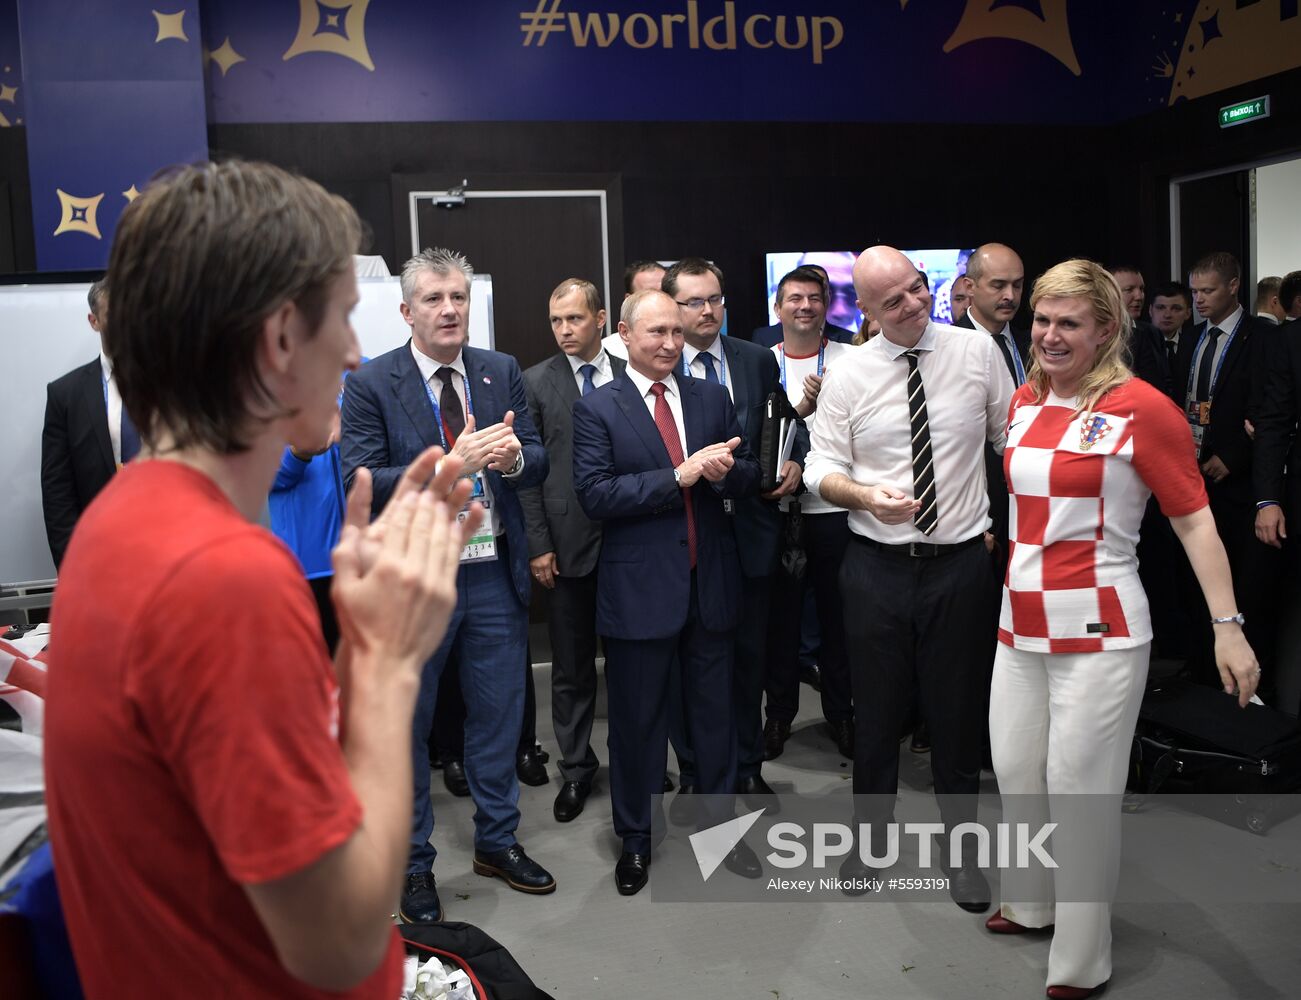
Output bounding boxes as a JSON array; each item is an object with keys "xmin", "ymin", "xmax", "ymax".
[{"xmin": 674, "ymin": 294, "xmax": 725, "ymax": 310}]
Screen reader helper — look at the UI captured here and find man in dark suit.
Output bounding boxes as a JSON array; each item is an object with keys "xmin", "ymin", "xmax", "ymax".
[
  {"xmin": 751, "ymin": 265, "xmax": 856, "ymax": 348},
  {"xmin": 573, "ymin": 289, "xmax": 762, "ymax": 895},
  {"xmin": 1147, "ymin": 281, "xmax": 1194, "ymax": 403},
  {"xmin": 1109, "ymin": 264, "xmax": 1172, "ymax": 398},
  {"xmin": 521, "ymin": 278, "xmax": 627, "ymax": 823},
  {"xmin": 41, "ymin": 279, "xmax": 139, "ymax": 569},
  {"xmin": 663, "ymin": 258, "xmax": 804, "ymax": 806},
  {"xmin": 341, "ymin": 247, "xmax": 555, "ymax": 923},
  {"xmin": 954, "ymin": 243, "xmax": 1027, "ymax": 569},
  {"xmin": 1178, "ymin": 251, "xmax": 1279, "ymax": 688}
]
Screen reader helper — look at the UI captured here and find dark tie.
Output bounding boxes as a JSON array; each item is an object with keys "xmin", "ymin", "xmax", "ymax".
[
  {"xmin": 1194, "ymin": 327, "xmax": 1223, "ymax": 401},
  {"xmin": 120, "ymin": 407, "xmax": 140, "ymax": 464},
  {"xmin": 649, "ymin": 383, "xmax": 696, "ymax": 568},
  {"xmin": 993, "ymin": 334, "xmax": 1020, "ymax": 386},
  {"xmin": 435, "ymin": 366, "xmax": 466, "ymax": 444},
  {"xmin": 579, "ymin": 363, "xmax": 597, "ymax": 397},
  {"xmin": 902, "ymin": 350, "xmax": 938, "ymax": 536},
  {"xmin": 1164, "ymin": 338, "xmax": 1178, "ymax": 371},
  {"xmin": 698, "ymin": 351, "xmax": 719, "ymax": 384}
]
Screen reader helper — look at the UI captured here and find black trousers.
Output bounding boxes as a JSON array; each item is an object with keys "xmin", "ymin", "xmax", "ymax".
[
  {"xmin": 548, "ymin": 569, "xmax": 601, "ymax": 785},
  {"xmin": 840, "ymin": 536, "xmax": 991, "ymax": 833},
  {"xmin": 765, "ymin": 510, "xmax": 853, "ymax": 725},
  {"xmin": 307, "ymin": 574, "xmax": 340, "ymax": 656},
  {"xmin": 606, "ymin": 573, "xmax": 737, "ymax": 854}
]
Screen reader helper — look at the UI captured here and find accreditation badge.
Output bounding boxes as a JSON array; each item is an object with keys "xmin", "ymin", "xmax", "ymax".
[{"xmin": 459, "ymin": 471, "xmax": 498, "ymax": 563}]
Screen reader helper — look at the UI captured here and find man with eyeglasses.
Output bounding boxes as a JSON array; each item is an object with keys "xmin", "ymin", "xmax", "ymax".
[{"xmin": 660, "ymin": 258, "xmax": 804, "ymax": 816}]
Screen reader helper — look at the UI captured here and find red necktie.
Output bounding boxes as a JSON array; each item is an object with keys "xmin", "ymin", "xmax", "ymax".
[{"xmin": 649, "ymin": 382, "xmax": 696, "ymax": 568}]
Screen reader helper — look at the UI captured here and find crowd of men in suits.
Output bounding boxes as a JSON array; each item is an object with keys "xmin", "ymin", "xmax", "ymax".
[{"xmin": 40, "ymin": 243, "xmax": 1301, "ymax": 913}]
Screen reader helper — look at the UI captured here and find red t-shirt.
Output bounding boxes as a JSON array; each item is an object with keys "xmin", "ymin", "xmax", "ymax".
[
  {"xmin": 1000, "ymin": 378, "xmax": 1208, "ymax": 653},
  {"xmin": 44, "ymin": 461, "xmax": 401, "ymax": 998}
]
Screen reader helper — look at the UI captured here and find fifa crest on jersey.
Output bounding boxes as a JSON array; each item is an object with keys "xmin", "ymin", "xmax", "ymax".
[{"xmin": 1078, "ymin": 414, "xmax": 1112, "ymax": 451}]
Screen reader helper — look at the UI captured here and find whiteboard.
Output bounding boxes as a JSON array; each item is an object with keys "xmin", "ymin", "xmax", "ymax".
[{"xmin": 0, "ymin": 273, "xmax": 495, "ymax": 586}]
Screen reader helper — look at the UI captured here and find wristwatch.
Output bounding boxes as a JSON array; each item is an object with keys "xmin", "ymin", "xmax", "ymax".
[
  {"xmin": 1210, "ymin": 613, "xmax": 1246, "ymax": 626},
  {"xmin": 673, "ymin": 468, "xmax": 682, "ymax": 485}
]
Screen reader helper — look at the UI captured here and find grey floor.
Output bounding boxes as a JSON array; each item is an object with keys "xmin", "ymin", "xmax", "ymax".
[{"xmin": 417, "ymin": 661, "xmax": 1300, "ymax": 999}]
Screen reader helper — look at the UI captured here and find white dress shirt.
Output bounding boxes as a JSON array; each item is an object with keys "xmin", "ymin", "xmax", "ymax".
[
  {"xmin": 1188, "ymin": 304, "xmax": 1244, "ymax": 403},
  {"xmin": 567, "ymin": 348, "xmax": 615, "ymax": 395},
  {"xmin": 410, "ymin": 342, "xmax": 523, "ymax": 537},
  {"xmin": 964, "ymin": 309, "xmax": 1023, "ymax": 385},
  {"xmin": 681, "ymin": 336, "xmax": 734, "ymax": 402},
  {"xmin": 601, "ymin": 332, "xmax": 628, "ymax": 360},
  {"xmin": 803, "ymin": 322, "xmax": 1012, "ymax": 545},
  {"xmin": 99, "ymin": 352, "xmax": 125, "ymax": 466},
  {"xmin": 624, "ymin": 365, "xmax": 688, "ymax": 460}
]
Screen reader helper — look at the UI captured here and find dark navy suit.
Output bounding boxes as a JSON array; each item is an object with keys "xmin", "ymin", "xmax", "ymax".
[
  {"xmin": 573, "ymin": 370, "xmax": 759, "ymax": 853},
  {"xmin": 341, "ymin": 341, "xmax": 548, "ymax": 869},
  {"xmin": 671, "ymin": 337, "xmax": 808, "ymax": 784}
]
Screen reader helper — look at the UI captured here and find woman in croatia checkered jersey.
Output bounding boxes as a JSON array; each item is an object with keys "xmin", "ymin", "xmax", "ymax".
[{"xmin": 985, "ymin": 259, "xmax": 1258, "ymax": 1000}]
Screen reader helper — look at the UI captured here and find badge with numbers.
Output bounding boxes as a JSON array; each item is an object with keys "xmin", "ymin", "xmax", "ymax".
[{"xmin": 459, "ymin": 472, "xmax": 497, "ymax": 563}]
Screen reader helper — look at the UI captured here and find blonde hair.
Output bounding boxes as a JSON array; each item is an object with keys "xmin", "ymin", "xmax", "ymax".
[{"xmin": 1026, "ymin": 259, "xmax": 1131, "ymax": 414}]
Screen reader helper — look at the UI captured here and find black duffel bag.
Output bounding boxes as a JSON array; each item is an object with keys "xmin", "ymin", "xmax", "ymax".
[{"xmin": 401, "ymin": 921, "xmax": 548, "ymax": 1000}]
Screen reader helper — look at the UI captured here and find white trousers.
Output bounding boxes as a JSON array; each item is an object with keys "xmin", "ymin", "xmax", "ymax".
[{"xmin": 988, "ymin": 642, "xmax": 1150, "ymax": 988}]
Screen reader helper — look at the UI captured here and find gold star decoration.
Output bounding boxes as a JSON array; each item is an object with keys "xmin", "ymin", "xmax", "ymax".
[
  {"xmin": 153, "ymin": 8, "xmax": 189, "ymax": 43},
  {"xmin": 0, "ymin": 83, "xmax": 15, "ymax": 103},
  {"xmin": 284, "ymin": 0, "xmax": 375, "ymax": 72},
  {"xmin": 206, "ymin": 37, "xmax": 246, "ymax": 76},
  {"xmin": 53, "ymin": 189, "xmax": 106, "ymax": 240},
  {"xmin": 123, "ymin": 184, "xmax": 142, "ymax": 203},
  {"xmin": 943, "ymin": 0, "xmax": 1082, "ymax": 77}
]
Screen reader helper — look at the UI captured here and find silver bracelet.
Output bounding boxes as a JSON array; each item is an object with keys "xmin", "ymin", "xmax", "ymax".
[{"xmin": 1210, "ymin": 613, "xmax": 1246, "ymax": 626}]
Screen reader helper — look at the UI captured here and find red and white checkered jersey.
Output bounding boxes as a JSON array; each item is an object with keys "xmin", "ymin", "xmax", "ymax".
[{"xmin": 999, "ymin": 378, "xmax": 1206, "ymax": 653}]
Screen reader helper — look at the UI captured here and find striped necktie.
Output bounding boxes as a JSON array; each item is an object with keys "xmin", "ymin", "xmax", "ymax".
[{"xmin": 902, "ymin": 350, "xmax": 938, "ymax": 535}]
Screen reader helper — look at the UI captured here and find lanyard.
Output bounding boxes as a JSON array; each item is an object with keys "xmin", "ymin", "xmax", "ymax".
[
  {"xmin": 1003, "ymin": 332, "xmax": 1026, "ymax": 386},
  {"xmin": 1185, "ymin": 311, "xmax": 1245, "ymax": 403},
  {"xmin": 421, "ymin": 369, "xmax": 475, "ymax": 450},
  {"xmin": 778, "ymin": 338, "xmax": 826, "ymax": 391},
  {"xmin": 681, "ymin": 345, "xmax": 728, "ymax": 388}
]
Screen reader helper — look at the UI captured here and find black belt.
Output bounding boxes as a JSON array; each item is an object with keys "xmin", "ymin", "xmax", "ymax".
[{"xmin": 852, "ymin": 533, "xmax": 984, "ymax": 558}]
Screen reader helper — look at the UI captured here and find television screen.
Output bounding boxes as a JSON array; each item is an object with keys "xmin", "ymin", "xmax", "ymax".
[{"xmin": 764, "ymin": 249, "xmax": 975, "ymax": 333}]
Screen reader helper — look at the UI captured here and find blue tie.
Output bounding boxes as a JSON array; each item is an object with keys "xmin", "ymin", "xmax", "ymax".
[
  {"xmin": 698, "ymin": 352, "xmax": 719, "ymax": 384},
  {"xmin": 120, "ymin": 407, "xmax": 141, "ymax": 464},
  {"xmin": 579, "ymin": 363, "xmax": 597, "ymax": 397}
]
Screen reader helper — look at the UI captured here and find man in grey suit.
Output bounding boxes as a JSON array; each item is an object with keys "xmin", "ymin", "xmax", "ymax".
[{"xmin": 521, "ymin": 278, "xmax": 626, "ymax": 822}]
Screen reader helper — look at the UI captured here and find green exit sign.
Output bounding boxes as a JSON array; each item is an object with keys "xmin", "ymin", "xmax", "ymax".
[{"xmin": 1219, "ymin": 96, "xmax": 1271, "ymax": 128}]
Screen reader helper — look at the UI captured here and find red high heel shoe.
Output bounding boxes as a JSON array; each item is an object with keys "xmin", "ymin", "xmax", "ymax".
[
  {"xmin": 985, "ymin": 912, "xmax": 1052, "ymax": 934},
  {"xmin": 1046, "ymin": 982, "xmax": 1108, "ymax": 999}
]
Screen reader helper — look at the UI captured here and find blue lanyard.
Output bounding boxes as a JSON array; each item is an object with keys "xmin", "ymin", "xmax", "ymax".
[
  {"xmin": 1185, "ymin": 311, "xmax": 1245, "ymax": 403},
  {"xmin": 421, "ymin": 369, "xmax": 475, "ymax": 450},
  {"xmin": 778, "ymin": 338, "xmax": 826, "ymax": 391},
  {"xmin": 681, "ymin": 346, "xmax": 728, "ymax": 388},
  {"xmin": 1003, "ymin": 332, "xmax": 1026, "ymax": 386}
]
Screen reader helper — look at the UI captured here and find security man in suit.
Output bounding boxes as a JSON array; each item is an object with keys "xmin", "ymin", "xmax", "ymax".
[
  {"xmin": 661, "ymin": 258, "xmax": 804, "ymax": 808},
  {"xmin": 341, "ymin": 247, "xmax": 555, "ymax": 924},
  {"xmin": 41, "ymin": 279, "xmax": 140, "ymax": 569},
  {"xmin": 572, "ymin": 289, "xmax": 762, "ymax": 895},
  {"xmin": 521, "ymin": 278, "xmax": 627, "ymax": 822},
  {"xmin": 1178, "ymin": 251, "xmax": 1280, "ymax": 691}
]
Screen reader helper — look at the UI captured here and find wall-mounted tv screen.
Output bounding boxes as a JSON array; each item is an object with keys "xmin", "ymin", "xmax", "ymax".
[{"xmin": 764, "ymin": 249, "xmax": 975, "ymax": 333}]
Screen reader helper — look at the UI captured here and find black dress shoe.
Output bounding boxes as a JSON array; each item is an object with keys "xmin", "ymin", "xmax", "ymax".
[
  {"xmin": 721, "ymin": 840, "xmax": 762, "ymax": 879},
  {"xmin": 799, "ymin": 662, "xmax": 822, "ymax": 690},
  {"xmin": 615, "ymin": 852, "xmax": 650, "ymax": 895},
  {"xmin": 399, "ymin": 871, "xmax": 442, "ymax": 923},
  {"xmin": 910, "ymin": 721, "xmax": 931, "ymax": 754},
  {"xmin": 553, "ymin": 780, "xmax": 590, "ymax": 823},
  {"xmin": 736, "ymin": 773, "xmax": 781, "ymax": 814},
  {"xmin": 828, "ymin": 719, "xmax": 855, "ymax": 760},
  {"xmin": 947, "ymin": 862, "xmax": 991, "ymax": 913},
  {"xmin": 837, "ymin": 851, "xmax": 885, "ymax": 896},
  {"xmin": 443, "ymin": 759, "xmax": 470, "ymax": 797},
  {"xmin": 763, "ymin": 718, "xmax": 790, "ymax": 760},
  {"xmin": 472, "ymin": 843, "xmax": 556, "ymax": 894},
  {"xmin": 516, "ymin": 747, "xmax": 549, "ymax": 786},
  {"xmin": 662, "ymin": 774, "xmax": 675, "ymax": 793},
  {"xmin": 668, "ymin": 783, "xmax": 697, "ymax": 826}
]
